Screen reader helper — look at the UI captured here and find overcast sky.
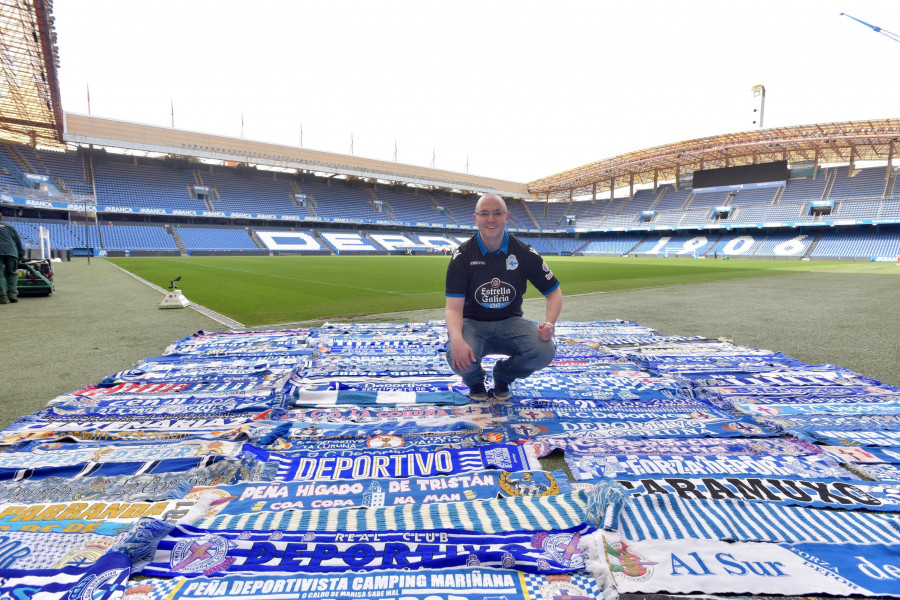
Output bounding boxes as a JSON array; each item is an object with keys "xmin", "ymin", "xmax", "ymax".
[{"xmin": 52, "ymin": 0, "xmax": 899, "ymax": 183}]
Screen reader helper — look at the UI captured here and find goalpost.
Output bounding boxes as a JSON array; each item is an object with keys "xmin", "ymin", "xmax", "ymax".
[
  {"xmin": 663, "ymin": 249, "xmax": 698, "ymax": 258},
  {"xmin": 39, "ymin": 226, "xmax": 51, "ymax": 259}
]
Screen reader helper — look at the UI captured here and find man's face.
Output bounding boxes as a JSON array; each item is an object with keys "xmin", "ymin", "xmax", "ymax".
[{"xmin": 473, "ymin": 195, "xmax": 510, "ymax": 247}]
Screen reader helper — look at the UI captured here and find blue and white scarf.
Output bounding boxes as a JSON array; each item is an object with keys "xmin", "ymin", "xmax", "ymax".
[
  {"xmin": 0, "ymin": 454, "xmax": 229, "ymax": 482},
  {"xmin": 524, "ymin": 436, "xmax": 819, "ymax": 458},
  {"xmin": 611, "ymin": 494, "xmax": 900, "ymax": 543},
  {"xmin": 241, "ymin": 442, "xmax": 538, "ymax": 481},
  {"xmin": 762, "ymin": 414, "xmax": 900, "ymax": 432},
  {"xmin": 506, "ymin": 415, "xmax": 773, "ymax": 441},
  {"xmin": 256, "ymin": 429, "xmax": 505, "ymax": 453},
  {"xmin": 141, "ymin": 523, "xmax": 594, "ymax": 577},
  {"xmin": 127, "ymin": 569, "xmax": 605, "ymax": 600},
  {"xmin": 615, "ymin": 475, "xmax": 900, "ymax": 511},
  {"xmin": 0, "ymin": 439, "xmax": 243, "ymax": 469},
  {"xmin": 0, "ymin": 458, "xmax": 241, "ymax": 503},
  {"xmin": 734, "ymin": 399, "xmax": 900, "ymax": 417},
  {"xmin": 289, "ymin": 389, "xmax": 470, "ymax": 406},
  {"xmin": 566, "ymin": 453, "xmax": 855, "ymax": 481},
  {"xmin": 807, "ymin": 429, "xmax": 900, "ymax": 447},
  {"xmin": 583, "ymin": 534, "xmax": 900, "ymax": 597},
  {"xmin": 191, "ymin": 469, "xmax": 571, "ymax": 516},
  {"xmin": 0, "ymin": 550, "xmax": 132, "ymax": 600}
]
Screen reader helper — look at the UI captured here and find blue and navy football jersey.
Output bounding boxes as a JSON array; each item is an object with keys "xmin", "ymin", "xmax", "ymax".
[{"xmin": 446, "ymin": 232, "xmax": 559, "ymax": 321}]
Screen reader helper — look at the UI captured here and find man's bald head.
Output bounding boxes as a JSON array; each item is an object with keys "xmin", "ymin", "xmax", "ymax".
[{"xmin": 475, "ymin": 193, "xmax": 507, "ymax": 213}]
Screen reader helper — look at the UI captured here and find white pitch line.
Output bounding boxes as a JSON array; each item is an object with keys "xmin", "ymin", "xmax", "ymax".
[{"xmin": 105, "ymin": 260, "xmax": 245, "ymax": 330}]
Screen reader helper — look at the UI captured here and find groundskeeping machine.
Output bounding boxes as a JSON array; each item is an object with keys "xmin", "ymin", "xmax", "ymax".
[{"xmin": 17, "ymin": 259, "xmax": 54, "ymax": 296}]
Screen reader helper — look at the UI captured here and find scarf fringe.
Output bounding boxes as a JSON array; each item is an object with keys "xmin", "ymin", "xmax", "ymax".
[{"xmin": 579, "ymin": 530, "xmax": 618, "ymax": 600}]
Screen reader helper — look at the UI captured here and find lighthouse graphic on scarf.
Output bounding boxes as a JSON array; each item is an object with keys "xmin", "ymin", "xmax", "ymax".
[{"xmin": 363, "ymin": 480, "xmax": 385, "ymax": 507}]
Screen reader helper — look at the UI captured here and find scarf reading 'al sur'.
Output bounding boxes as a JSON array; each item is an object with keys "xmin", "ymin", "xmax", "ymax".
[{"xmin": 581, "ymin": 533, "xmax": 900, "ymax": 598}]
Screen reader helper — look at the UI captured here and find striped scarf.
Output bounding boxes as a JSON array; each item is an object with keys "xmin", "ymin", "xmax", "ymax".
[
  {"xmin": 616, "ymin": 494, "xmax": 900, "ymax": 544},
  {"xmin": 197, "ymin": 489, "xmax": 591, "ymax": 533}
]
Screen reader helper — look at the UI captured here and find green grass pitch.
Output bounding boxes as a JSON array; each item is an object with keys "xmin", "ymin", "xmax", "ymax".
[{"xmin": 106, "ymin": 255, "xmax": 883, "ymax": 327}]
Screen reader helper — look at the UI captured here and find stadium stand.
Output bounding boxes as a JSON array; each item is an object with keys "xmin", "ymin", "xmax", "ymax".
[
  {"xmin": 618, "ymin": 188, "xmax": 660, "ymax": 213},
  {"xmin": 653, "ymin": 185, "xmax": 692, "ymax": 211},
  {"xmin": 753, "ymin": 231, "xmax": 814, "ymax": 257},
  {"xmin": 581, "ymin": 233, "xmax": 645, "ymax": 255},
  {"xmin": 516, "ymin": 235, "xmax": 585, "ymax": 255},
  {"xmin": 706, "ymin": 233, "xmax": 765, "ymax": 258},
  {"xmin": 373, "ymin": 186, "xmax": 448, "ymax": 224},
  {"xmin": 176, "ymin": 226, "xmax": 263, "ymax": 253},
  {"xmin": 197, "ymin": 168, "xmax": 302, "ymax": 215},
  {"xmin": 92, "ymin": 155, "xmax": 207, "ymax": 211},
  {"xmin": 297, "ymin": 179, "xmax": 383, "ymax": 221},
  {"xmin": 685, "ymin": 191, "xmax": 730, "ymax": 210},
  {"xmin": 98, "ymin": 223, "xmax": 179, "ymax": 252},
  {"xmin": 829, "ymin": 166, "xmax": 888, "ymax": 201},
  {"xmin": 779, "ymin": 171, "xmax": 828, "ymax": 204},
  {"xmin": 810, "ymin": 228, "xmax": 900, "ymax": 259},
  {"xmin": 2, "ymin": 142, "xmax": 898, "ymax": 261},
  {"xmin": 9, "ymin": 218, "xmax": 91, "ymax": 249},
  {"xmin": 729, "ymin": 187, "xmax": 778, "ymax": 207}
]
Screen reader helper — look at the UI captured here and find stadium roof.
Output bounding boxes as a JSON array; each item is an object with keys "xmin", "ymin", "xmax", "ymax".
[
  {"xmin": 527, "ymin": 119, "xmax": 900, "ymax": 201},
  {"xmin": 0, "ymin": 0, "xmax": 64, "ymax": 147},
  {"xmin": 63, "ymin": 114, "xmax": 531, "ymax": 198}
]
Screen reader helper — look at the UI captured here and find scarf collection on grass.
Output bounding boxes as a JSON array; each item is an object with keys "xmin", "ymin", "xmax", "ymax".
[{"xmin": 0, "ymin": 320, "xmax": 899, "ymax": 599}]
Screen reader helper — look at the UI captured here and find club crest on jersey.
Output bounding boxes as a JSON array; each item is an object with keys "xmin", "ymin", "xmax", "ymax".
[
  {"xmin": 476, "ymin": 278, "xmax": 516, "ymax": 309},
  {"xmin": 506, "ymin": 254, "xmax": 518, "ymax": 270}
]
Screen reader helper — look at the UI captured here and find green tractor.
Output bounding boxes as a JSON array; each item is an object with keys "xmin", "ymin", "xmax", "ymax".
[{"xmin": 17, "ymin": 259, "xmax": 55, "ymax": 296}]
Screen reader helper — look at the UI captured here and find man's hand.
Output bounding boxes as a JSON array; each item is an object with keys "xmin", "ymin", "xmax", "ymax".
[
  {"xmin": 449, "ymin": 337, "xmax": 476, "ymax": 371},
  {"xmin": 538, "ymin": 321, "xmax": 555, "ymax": 342}
]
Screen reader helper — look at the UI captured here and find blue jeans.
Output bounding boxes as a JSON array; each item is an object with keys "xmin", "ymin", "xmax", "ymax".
[{"xmin": 446, "ymin": 316, "xmax": 556, "ymax": 388}]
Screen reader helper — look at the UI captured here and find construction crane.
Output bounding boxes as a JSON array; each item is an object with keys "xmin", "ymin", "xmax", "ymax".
[{"xmin": 840, "ymin": 13, "xmax": 900, "ymax": 44}]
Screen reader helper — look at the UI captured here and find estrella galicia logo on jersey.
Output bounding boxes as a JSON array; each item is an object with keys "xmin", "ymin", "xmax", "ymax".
[
  {"xmin": 476, "ymin": 278, "xmax": 516, "ymax": 309},
  {"xmin": 506, "ymin": 254, "xmax": 518, "ymax": 270}
]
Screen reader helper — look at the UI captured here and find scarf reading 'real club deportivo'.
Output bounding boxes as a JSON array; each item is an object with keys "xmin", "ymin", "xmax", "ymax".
[
  {"xmin": 125, "ymin": 569, "xmax": 604, "ymax": 600},
  {"xmin": 140, "ymin": 523, "xmax": 594, "ymax": 577}
]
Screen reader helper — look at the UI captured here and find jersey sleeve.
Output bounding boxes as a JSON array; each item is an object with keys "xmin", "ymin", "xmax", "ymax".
[
  {"xmin": 445, "ymin": 249, "xmax": 468, "ymax": 297},
  {"xmin": 525, "ymin": 245, "xmax": 560, "ymax": 295}
]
